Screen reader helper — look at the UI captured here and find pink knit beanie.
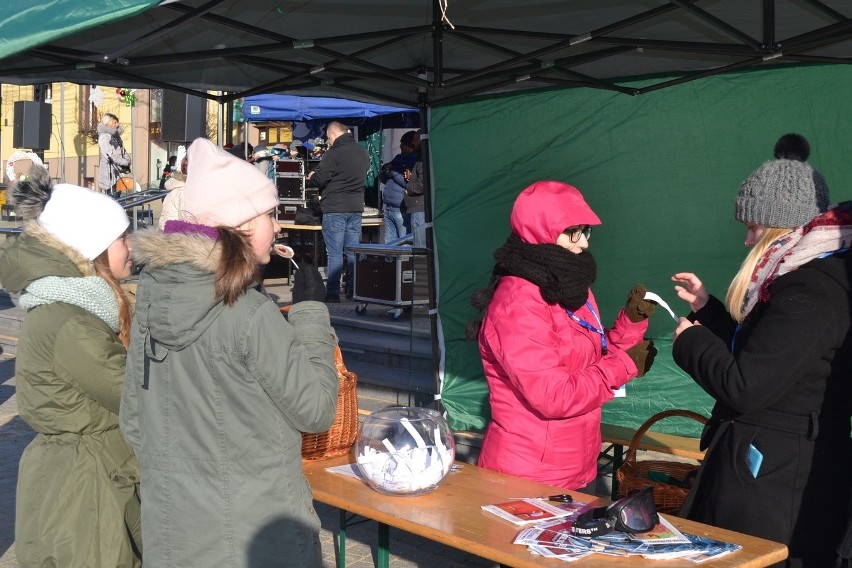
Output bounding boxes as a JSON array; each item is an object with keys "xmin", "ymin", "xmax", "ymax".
[{"xmin": 181, "ymin": 138, "xmax": 278, "ymax": 228}]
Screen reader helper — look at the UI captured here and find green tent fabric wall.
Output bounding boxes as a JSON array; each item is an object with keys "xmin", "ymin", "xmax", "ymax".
[
  {"xmin": 430, "ymin": 64, "xmax": 852, "ymax": 436},
  {"xmin": 0, "ymin": 0, "xmax": 158, "ymax": 61}
]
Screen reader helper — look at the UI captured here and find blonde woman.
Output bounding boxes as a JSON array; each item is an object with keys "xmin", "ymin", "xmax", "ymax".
[
  {"xmin": 672, "ymin": 134, "xmax": 852, "ymax": 566},
  {"xmin": 97, "ymin": 112, "xmax": 131, "ymax": 194}
]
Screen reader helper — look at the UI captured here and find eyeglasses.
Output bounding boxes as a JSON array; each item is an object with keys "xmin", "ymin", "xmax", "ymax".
[{"xmin": 564, "ymin": 225, "xmax": 592, "ymax": 243}]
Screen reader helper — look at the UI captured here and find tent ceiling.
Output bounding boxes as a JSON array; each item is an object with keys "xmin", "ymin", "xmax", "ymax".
[{"xmin": 0, "ymin": 0, "xmax": 850, "ymax": 107}]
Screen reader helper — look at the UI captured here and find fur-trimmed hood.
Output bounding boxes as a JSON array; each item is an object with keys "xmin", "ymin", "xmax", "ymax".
[
  {"xmin": 130, "ymin": 226, "xmax": 220, "ymax": 273},
  {"xmin": 129, "ymin": 228, "xmax": 234, "ymax": 350},
  {"xmin": 0, "ymin": 221, "xmax": 96, "ymax": 293},
  {"xmin": 97, "ymin": 122, "xmax": 122, "ymax": 137}
]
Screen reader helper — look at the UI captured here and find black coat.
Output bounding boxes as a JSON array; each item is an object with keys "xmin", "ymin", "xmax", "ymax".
[
  {"xmin": 673, "ymin": 252, "xmax": 852, "ymax": 567},
  {"xmin": 309, "ymin": 133, "xmax": 370, "ymax": 214},
  {"xmin": 402, "ymin": 160, "xmax": 424, "ymax": 215}
]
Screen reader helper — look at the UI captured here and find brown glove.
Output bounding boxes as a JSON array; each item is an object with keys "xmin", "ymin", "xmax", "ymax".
[
  {"xmin": 625, "ymin": 340, "xmax": 657, "ymax": 377},
  {"xmin": 624, "ymin": 284, "xmax": 657, "ymax": 323}
]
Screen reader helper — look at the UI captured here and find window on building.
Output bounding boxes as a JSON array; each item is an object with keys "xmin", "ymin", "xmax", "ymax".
[
  {"xmin": 259, "ymin": 122, "xmax": 293, "ymax": 145},
  {"xmin": 79, "ymin": 86, "xmax": 100, "ymax": 144}
]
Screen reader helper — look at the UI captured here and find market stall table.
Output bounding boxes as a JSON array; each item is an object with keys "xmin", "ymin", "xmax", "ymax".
[
  {"xmin": 279, "ymin": 217, "xmax": 382, "ymax": 269},
  {"xmin": 304, "ymin": 455, "xmax": 787, "ymax": 568}
]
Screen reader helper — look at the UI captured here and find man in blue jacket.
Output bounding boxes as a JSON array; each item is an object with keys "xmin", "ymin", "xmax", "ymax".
[
  {"xmin": 380, "ymin": 131, "xmax": 419, "ymax": 243},
  {"xmin": 307, "ymin": 121, "xmax": 370, "ymax": 302}
]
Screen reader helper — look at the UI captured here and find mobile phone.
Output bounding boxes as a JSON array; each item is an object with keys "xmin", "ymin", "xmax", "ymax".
[{"xmin": 746, "ymin": 443, "xmax": 763, "ymax": 478}]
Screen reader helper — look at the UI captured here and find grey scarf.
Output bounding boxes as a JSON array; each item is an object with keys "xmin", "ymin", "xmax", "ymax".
[{"xmin": 20, "ymin": 276, "xmax": 120, "ymax": 332}]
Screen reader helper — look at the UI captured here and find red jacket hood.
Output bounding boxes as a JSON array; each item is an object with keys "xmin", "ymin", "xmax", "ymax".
[{"xmin": 510, "ymin": 181, "xmax": 601, "ymax": 245}]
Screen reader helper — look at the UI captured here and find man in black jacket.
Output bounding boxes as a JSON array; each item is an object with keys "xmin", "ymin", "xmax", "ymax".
[{"xmin": 307, "ymin": 121, "xmax": 370, "ymax": 302}]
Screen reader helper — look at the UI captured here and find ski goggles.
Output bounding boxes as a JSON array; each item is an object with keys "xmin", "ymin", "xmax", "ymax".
[{"xmin": 570, "ymin": 486, "xmax": 659, "ymax": 537}]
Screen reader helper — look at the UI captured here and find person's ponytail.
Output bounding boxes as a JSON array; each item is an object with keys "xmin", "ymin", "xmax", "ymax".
[{"xmin": 215, "ymin": 227, "xmax": 261, "ymax": 306}]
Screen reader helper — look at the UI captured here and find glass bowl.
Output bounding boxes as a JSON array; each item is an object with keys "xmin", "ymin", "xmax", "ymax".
[{"xmin": 355, "ymin": 406, "xmax": 456, "ymax": 496}]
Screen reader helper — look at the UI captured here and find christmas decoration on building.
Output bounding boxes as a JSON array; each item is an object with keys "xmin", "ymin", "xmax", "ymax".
[{"xmin": 116, "ymin": 88, "xmax": 137, "ymax": 107}]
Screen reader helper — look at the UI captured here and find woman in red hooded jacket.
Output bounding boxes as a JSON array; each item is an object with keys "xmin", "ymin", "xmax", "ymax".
[{"xmin": 467, "ymin": 181, "xmax": 658, "ymax": 491}]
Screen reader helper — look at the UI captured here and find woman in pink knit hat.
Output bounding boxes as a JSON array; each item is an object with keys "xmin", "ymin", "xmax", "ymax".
[{"xmin": 121, "ymin": 138, "xmax": 338, "ymax": 567}]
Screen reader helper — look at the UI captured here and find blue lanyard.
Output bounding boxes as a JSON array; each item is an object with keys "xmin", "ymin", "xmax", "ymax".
[{"xmin": 566, "ymin": 301, "xmax": 608, "ymax": 354}]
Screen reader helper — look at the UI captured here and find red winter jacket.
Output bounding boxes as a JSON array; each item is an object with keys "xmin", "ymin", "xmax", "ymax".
[{"xmin": 476, "ymin": 181, "xmax": 647, "ymax": 489}]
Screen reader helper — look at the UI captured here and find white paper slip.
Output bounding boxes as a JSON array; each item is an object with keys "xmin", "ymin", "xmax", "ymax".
[{"xmin": 643, "ymin": 291, "xmax": 679, "ymax": 322}]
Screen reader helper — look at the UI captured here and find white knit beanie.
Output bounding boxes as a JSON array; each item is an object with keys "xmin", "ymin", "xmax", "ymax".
[
  {"xmin": 181, "ymin": 138, "xmax": 278, "ymax": 228},
  {"xmin": 38, "ymin": 184, "xmax": 130, "ymax": 260}
]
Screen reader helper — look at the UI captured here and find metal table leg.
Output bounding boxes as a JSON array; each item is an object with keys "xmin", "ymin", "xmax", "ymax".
[
  {"xmin": 338, "ymin": 509, "xmax": 347, "ymax": 568},
  {"xmin": 611, "ymin": 443, "xmax": 624, "ymax": 500},
  {"xmin": 377, "ymin": 522, "xmax": 389, "ymax": 568}
]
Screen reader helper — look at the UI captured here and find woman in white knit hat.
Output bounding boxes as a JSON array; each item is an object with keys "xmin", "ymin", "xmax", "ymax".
[
  {"xmin": 0, "ymin": 167, "xmax": 141, "ymax": 566},
  {"xmin": 121, "ymin": 137, "xmax": 338, "ymax": 568},
  {"xmin": 671, "ymin": 134, "xmax": 852, "ymax": 566}
]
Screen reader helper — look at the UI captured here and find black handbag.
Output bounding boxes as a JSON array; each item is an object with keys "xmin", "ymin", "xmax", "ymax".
[{"xmin": 294, "ymin": 206, "xmax": 322, "ymax": 225}]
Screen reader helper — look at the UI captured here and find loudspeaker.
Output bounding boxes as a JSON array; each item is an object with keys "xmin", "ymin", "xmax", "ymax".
[
  {"xmin": 276, "ymin": 176, "xmax": 305, "ymax": 200},
  {"xmin": 13, "ymin": 101, "xmax": 51, "ymax": 149},
  {"xmin": 161, "ymin": 90, "xmax": 206, "ymax": 142}
]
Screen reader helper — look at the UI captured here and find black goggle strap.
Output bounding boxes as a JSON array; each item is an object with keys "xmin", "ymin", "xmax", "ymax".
[
  {"xmin": 570, "ymin": 505, "xmax": 617, "ymax": 537},
  {"xmin": 570, "ymin": 486, "xmax": 659, "ymax": 538}
]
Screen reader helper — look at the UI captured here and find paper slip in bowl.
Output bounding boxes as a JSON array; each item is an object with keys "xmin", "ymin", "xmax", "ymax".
[{"xmin": 644, "ymin": 291, "xmax": 679, "ymax": 322}]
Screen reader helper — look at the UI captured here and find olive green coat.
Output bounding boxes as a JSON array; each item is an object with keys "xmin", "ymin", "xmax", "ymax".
[
  {"xmin": 0, "ymin": 224, "xmax": 142, "ymax": 568},
  {"xmin": 121, "ymin": 229, "xmax": 339, "ymax": 568}
]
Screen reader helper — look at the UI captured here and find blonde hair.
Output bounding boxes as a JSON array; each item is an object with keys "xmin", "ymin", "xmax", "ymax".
[
  {"xmin": 725, "ymin": 227, "xmax": 791, "ymax": 322},
  {"xmin": 93, "ymin": 243, "xmax": 133, "ymax": 348}
]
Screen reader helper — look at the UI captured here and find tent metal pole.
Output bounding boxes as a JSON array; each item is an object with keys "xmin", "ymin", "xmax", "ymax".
[
  {"xmin": 425, "ymin": 0, "xmax": 443, "ymax": 409},
  {"xmin": 442, "ymin": 2, "xmax": 678, "ymax": 88},
  {"xmin": 102, "ymin": 0, "xmax": 229, "ymax": 64},
  {"xmin": 59, "ymin": 82, "xmax": 65, "ymax": 182},
  {"xmin": 670, "ymin": 0, "xmax": 761, "ymax": 49},
  {"xmin": 218, "ymin": 92, "xmax": 224, "ymax": 145},
  {"xmin": 419, "ymin": 98, "xmax": 441, "ymax": 410},
  {"xmin": 763, "ymin": 0, "xmax": 776, "ymax": 49},
  {"xmin": 800, "ymin": 0, "xmax": 846, "ymax": 21}
]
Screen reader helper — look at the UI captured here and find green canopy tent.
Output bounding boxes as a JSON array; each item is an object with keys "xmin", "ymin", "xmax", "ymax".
[{"xmin": 2, "ymin": 0, "xmax": 851, "ymax": 436}]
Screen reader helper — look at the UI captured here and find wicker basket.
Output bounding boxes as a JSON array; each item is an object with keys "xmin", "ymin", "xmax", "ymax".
[
  {"xmin": 301, "ymin": 347, "xmax": 359, "ymax": 460},
  {"xmin": 615, "ymin": 409, "xmax": 708, "ymax": 515},
  {"xmin": 279, "ymin": 307, "xmax": 359, "ymax": 461}
]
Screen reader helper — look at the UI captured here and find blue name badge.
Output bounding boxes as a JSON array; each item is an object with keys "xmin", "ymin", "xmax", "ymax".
[{"xmin": 746, "ymin": 443, "xmax": 764, "ymax": 478}]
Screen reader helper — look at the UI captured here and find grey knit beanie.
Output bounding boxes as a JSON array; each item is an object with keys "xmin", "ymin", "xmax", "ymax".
[{"xmin": 735, "ymin": 134, "xmax": 829, "ymax": 228}]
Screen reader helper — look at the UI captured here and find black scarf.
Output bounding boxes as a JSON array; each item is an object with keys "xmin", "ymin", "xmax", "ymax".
[{"xmin": 494, "ymin": 232, "xmax": 596, "ymax": 310}]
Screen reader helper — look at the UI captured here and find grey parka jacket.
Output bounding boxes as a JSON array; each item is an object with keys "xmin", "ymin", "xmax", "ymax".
[
  {"xmin": 97, "ymin": 122, "xmax": 131, "ymax": 192},
  {"xmin": 0, "ymin": 224, "xmax": 142, "ymax": 568},
  {"xmin": 120, "ymin": 229, "xmax": 339, "ymax": 568}
]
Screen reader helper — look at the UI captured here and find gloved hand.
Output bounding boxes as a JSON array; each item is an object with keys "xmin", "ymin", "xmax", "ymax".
[
  {"xmin": 624, "ymin": 284, "xmax": 657, "ymax": 323},
  {"xmin": 292, "ymin": 263, "xmax": 326, "ymax": 304},
  {"xmin": 625, "ymin": 340, "xmax": 657, "ymax": 377}
]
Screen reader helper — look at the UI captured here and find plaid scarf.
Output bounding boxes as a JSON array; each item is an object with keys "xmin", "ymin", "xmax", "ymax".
[{"xmin": 742, "ymin": 201, "xmax": 852, "ymax": 319}]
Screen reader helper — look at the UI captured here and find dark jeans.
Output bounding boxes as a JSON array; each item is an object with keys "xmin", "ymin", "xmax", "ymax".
[{"xmin": 322, "ymin": 212, "xmax": 361, "ymax": 296}]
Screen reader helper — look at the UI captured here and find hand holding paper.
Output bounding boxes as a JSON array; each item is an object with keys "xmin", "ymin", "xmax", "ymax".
[
  {"xmin": 643, "ymin": 291, "xmax": 679, "ymax": 323},
  {"xmin": 625, "ymin": 284, "xmax": 656, "ymax": 322}
]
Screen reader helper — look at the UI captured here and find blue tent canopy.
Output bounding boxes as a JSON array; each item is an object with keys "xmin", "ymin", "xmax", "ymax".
[{"xmin": 243, "ymin": 95, "xmax": 418, "ymax": 128}]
